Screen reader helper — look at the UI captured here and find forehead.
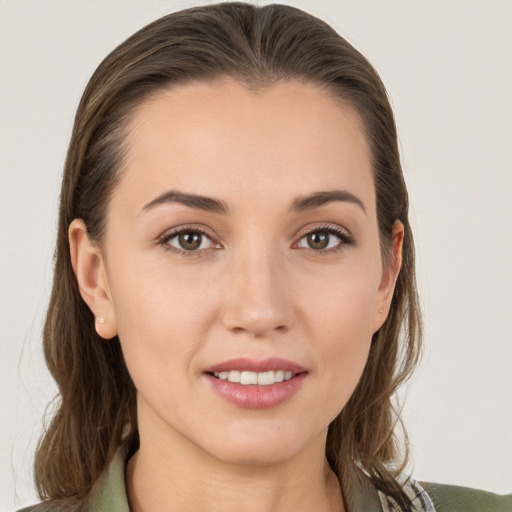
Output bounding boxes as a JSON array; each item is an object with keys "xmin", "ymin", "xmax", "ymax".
[{"xmin": 115, "ymin": 79, "xmax": 375, "ymax": 215}]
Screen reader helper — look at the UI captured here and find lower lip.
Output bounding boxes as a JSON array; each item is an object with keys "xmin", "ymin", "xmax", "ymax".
[{"xmin": 204, "ymin": 373, "xmax": 308, "ymax": 409}]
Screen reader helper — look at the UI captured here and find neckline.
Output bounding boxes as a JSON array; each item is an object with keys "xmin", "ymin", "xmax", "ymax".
[{"xmin": 90, "ymin": 443, "xmax": 384, "ymax": 512}]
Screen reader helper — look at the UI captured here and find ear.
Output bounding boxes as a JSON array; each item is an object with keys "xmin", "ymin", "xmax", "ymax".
[
  {"xmin": 69, "ymin": 219, "xmax": 117, "ymax": 339},
  {"xmin": 372, "ymin": 220, "xmax": 404, "ymax": 333}
]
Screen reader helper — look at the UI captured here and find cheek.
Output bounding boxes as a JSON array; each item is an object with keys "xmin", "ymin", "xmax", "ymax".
[
  {"xmin": 108, "ymin": 260, "xmax": 220, "ymax": 384},
  {"xmin": 301, "ymin": 260, "xmax": 379, "ymax": 342},
  {"xmin": 322, "ymin": 290, "xmax": 374, "ymax": 369},
  {"xmin": 298, "ymin": 269, "xmax": 378, "ymax": 415}
]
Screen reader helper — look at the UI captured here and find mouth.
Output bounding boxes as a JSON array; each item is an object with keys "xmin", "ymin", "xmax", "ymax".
[
  {"xmin": 209, "ymin": 369, "xmax": 296, "ymax": 386},
  {"xmin": 203, "ymin": 358, "xmax": 308, "ymax": 408}
]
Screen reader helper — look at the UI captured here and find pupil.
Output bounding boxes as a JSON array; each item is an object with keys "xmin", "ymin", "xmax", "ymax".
[
  {"xmin": 308, "ymin": 232, "xmax": 329, "ymax": 249},
  {"xmin": 179, "ymin": 232, "xmax": 201, "ymax": 250}
]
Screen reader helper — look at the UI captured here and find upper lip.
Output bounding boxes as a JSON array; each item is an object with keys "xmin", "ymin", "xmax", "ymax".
[{"xmin": 204, "ymin": 357, "xmax": 307, "ymax": 374}]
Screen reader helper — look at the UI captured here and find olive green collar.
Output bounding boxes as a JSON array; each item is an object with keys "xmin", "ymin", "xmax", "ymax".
[
  {"xmin": 90, "ymin": 445, "xmax": 131, "ymax": 512},
  {"xmin": 90, "ymin": 444, "xmax": 383, "ymax": 512}
]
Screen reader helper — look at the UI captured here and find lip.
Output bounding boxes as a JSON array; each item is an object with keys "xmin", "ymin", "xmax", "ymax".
[
  {"xmin": 203, "ymin": 357, "xmax": 308, "ymax": 409},
  {"xmin": 204, "ymin": 357, "xmax": 307, "ymax": 374}
]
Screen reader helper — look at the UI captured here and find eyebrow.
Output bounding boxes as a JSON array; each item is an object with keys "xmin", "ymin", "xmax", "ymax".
[
  {"xmin": 290, "ymin": 189, "xmax": 366, "ymax": 214},
  {"xmin": 141, "ymin": 190, "xmax": 229, "ymax": 215},
  {"xmin": 140, "ymin": 188, "xmax": 365, "ymax": 215}
]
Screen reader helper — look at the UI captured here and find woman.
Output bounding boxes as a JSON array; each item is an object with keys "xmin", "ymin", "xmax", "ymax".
[{"xmin": 19, "ymin": 3, "xmax": 511, "ymax": 512}]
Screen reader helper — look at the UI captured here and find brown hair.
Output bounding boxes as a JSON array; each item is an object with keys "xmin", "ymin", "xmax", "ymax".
[{"xmin": 36, "ymin": 2, "xmax": 421, "ymax": 510}]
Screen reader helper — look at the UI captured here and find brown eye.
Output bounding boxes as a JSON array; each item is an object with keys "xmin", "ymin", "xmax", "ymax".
[
  {"xmin": 178, "ymin": 232, "xmax": 202, "ymax": 250},
  {"xmin": 297, "ymin": 228, "xmax": 350, "ymax": 251},
  {"xmin": 306, "ymin": 232, "xmax": 330, "ymax": 250},
  {"xmin": 166, "ymin": 231, "xmax": 213, "ymax": 251}
]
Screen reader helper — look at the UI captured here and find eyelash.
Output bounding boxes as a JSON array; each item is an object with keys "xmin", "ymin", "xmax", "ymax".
[
  {"xmin": 296, "ymin": 225, "xmax": 354, "ymax": 254},
  {"xmin": 158, "ymin": 225, "xmax": 217, "ymax": 258},
  {"xmin": 158, "ymin": 224, "xmax": 354, "ymax": 257}
]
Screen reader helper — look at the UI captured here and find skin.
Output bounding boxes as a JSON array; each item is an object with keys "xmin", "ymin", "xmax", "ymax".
[{"xmin": 70, "ymin": 79, "xmax": 403, "ymax": 512}]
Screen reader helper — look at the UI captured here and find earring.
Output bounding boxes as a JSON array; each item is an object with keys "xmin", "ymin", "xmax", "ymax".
[
  {"xmin": 94, "ymin": 316, "xmax": 116, "ymax": 339},
  {"xmin": 379, "ymin": 308, "xmax": 384, "ymax": 314}
]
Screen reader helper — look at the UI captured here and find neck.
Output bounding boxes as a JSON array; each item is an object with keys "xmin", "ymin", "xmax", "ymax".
[{"xmin": 127, "ymin": 421, "xmax": 345, "ymax": 512}]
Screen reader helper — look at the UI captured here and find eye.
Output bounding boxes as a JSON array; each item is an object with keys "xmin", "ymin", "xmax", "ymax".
[
  {"xmin": 296, "ymin": 227, "xmax": 352, "ymax": 251},
  {"xmin": 162, "ymin": 229, "xmax": 216, "ymax": 252}
]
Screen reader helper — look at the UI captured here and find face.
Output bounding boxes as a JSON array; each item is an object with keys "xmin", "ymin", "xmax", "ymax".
[{"xmin": 73, "ymin": 79, "xmax": 402, "ymax": 467}]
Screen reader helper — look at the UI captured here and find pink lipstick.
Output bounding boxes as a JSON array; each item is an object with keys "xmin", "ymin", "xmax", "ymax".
[{"xmin": 203, "ymin": 357, "xmax": 308, "ymax": 409}]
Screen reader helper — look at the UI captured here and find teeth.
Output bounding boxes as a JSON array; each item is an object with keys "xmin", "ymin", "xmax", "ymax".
[
  {"xmin": 213, "ymin": 370, "xmax": 296, "ymax": 385},
  {"xmin": 241, "ymin": 371, "xmax": 258, "ymax": 385},
  {"xmin": 257, "ymin": 371, "xmax": 274, "ymax": 385},
  {"xmin": 228, "ymin": 370, "xmax": 240, "ymax": 383}
]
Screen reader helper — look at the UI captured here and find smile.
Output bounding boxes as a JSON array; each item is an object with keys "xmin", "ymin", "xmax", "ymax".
[
  {"xmin": 204, "ymin": 358, "xmax": 308, "ymax": 409},
  {"xmin": 212, "ymin": 370, "xmax": 294, "ymax": 386}
]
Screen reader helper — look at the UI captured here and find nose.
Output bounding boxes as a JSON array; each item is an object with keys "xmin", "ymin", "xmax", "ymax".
[{"xmin": 220, "ymin": 248, "xmax": 294, "ymax": 338}]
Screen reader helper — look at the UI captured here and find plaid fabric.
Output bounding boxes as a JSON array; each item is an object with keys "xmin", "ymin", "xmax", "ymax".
[{"xmin": 378, "ymin": 478, "xmax": 437, "ymax": 512}]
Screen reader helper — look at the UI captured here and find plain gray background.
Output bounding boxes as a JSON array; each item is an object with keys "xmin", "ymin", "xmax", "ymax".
[{"xmin": 1, "ymin": 0, "xmax": 511, "ymax": 510}]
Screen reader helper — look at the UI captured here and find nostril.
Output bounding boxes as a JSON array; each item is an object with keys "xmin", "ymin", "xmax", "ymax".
[{"xmin": 231, "ymin": 324, "xmax": 288, "ymax": 337}]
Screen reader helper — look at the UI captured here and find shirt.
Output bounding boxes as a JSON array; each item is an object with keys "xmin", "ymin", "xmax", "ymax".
[{"xmin": 19, "ymin": 444, "xmax": 512, "ymax": 511}]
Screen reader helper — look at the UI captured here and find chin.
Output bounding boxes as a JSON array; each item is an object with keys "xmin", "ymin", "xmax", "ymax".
[
  {"xmin": 208, "ymin": 441, "xmax": 301, "ymax": 467},
  {"xmin": 194, "ymin": 421, "xmax": 325, "ymax": 468}
]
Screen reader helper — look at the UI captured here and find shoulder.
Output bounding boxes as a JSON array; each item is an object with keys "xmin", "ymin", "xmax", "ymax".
[
  {"xmin": 14, "ymin": 443, "xmax": 131, "ymax": 512},
  {"xmin": 421, "ymin": 482, "xmax": 512, "ymax": 512}
]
